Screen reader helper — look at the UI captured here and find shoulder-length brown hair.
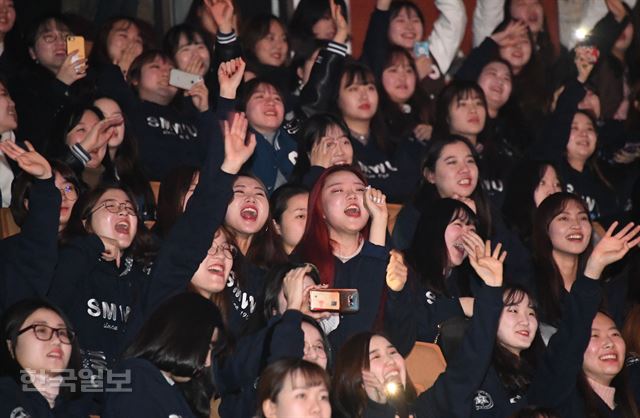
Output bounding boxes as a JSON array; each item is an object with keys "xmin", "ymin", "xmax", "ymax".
[{"xmin": 332, "ymin": 332, "xmax": 417, "ymax": 418}]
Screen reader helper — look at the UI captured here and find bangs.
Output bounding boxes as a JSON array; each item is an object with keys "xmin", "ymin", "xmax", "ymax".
[
  {"xmin": 503, "ymin": 287, "xmax": 537, "ymax": 310},
  {"xmin": 37, "ymin": 18, "xmax": 69, "ymax": 36},
  {"xmin": 453, "ymin": 87, "xmax": 483, "ymax": 104},
  {"xmin": 450, "ymin": 205, "xmax": 477, "ymax": 226},
  {"xmin": 342, "ymin": 67, "xmax": 376, "ymax": 88},
  {"xmin": 551, "ymin": 195, "xmax": 588, "ymax": 221},
  {"xmin": 289, "ymin": 367, "xmax": 330, "ymax": 390}
]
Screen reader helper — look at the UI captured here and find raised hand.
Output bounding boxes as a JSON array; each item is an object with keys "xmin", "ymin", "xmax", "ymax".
[
  {"xmin": 606, "ymin": 0, "xmax": 627, "ymax": 22},
  {"xmin": 490, "ymin": 20, "xmax": 528, "ymax": 48},
  {"xmin": 99, "ymin": 235, "xmax": 122, "ymax": 267},
  {"xmin": 183, "ymin": 54, "xmax": 206, "ymax": 76},
  {"xmin": 0, "ymin": 140, "xmax": 52, "ymax": 179},
  {"xmin": 331, "ymin": 0, "xmax": 349, "ymax": 43},
  {"xmin": 220, "ymin": 111, "xmax": 256, "ymax": 174},
  {"xmin": 218, "ymin": 58, "xmax": 246, "ymax": 99},
  {"xmin": 386, "ymin": 250, "xmax": 408, "ymax": 292},
  {"xmin": 413, "ymin": 123, "xmax": 433, "ymax": 142},
  {"xmin": 205, "ymin": 0, "xmax": 235, "ymax": 34},
  {"xmin": 79, "ymin": 115, "xmax": 124, "ymax": 155},
  {"xmin": 364, "ymin": 186, "xmax": 388, "ymax": 221},
  {"xmin": 56, "ymin": 51, "xmax": 88, "ymax": 85},
  {"xmin": 585, "ymin": 221, "xmax": 640, "ymax": 279},
  {"xmin": 282, "ymin": 265, "xmax": 313, "ymax": 311},
  {"xmin": 462, "ymin": 232, "xmax": 506, "ymax": 287},
  {"xmin": 309, "ymin": 137, "xmax": 335, "ymax": 168},
  {"xmin": 186, "ymin": 81, "xmax": 210, "ymax": 112},
  {"xmin": 362, "ymin": 370, "xmax": 387, "ymax": 404},
  {"xmin": 115, "ymin": 42, "xmax": 143, "ymax": 77},
  {"xmin": 574, "ymin": 45, "xmax": 599, "ymax": 83}
]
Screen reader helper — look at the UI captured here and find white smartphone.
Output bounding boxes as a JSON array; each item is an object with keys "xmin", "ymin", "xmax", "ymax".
[{"xmin": 169, "ymin": 69, "xmax": 203, "ymax": 90}]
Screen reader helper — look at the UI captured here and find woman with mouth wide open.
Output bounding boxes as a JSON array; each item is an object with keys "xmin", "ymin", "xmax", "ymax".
[
  {"xmin": 46, "ymin": 84, "xmax": 256, "ymax": 376},
  {"xmin": 294, "ymin": 164, "xmax": 414, "ymax": 353},
  {"xmin": 332, "ymin": 233, "xmax": 506, "ymax": 418}
]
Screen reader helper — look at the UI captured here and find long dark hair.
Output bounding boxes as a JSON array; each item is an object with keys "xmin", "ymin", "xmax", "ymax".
[
  {"xmin": 577, "ymin": 311, "xmax": 639, "ymax": 418},
  {"xmin": 294, "ymin": 165, "xmax": 370, "ymax": 286},
  {"xmin": 89, "ymin": 16, "xmax": 155, "ymax": 67},
  {"xmin": 333, "ymin": 332, "xmax": 417, "ymax": 418},
  {"xmin": 154, "ymin": 165, "xmax": 199, "ymax": 239},
  {"xmin": 415, "ymin": 135, "xmax": 492, "ymax": 237},
  {"xmin": 532, "ymin": 192, "xmax": 592, "ymax": 325},
  {"xmin": 125, "ymin": 293, "xmax": 225, "ymax": 418},
  {"xmin": 61, "ymin": 182, "xmax": 158, "ymax": 263},
  {"xmin": 379, "ymin": 45, "xmax": 432, "ymax": 134},
  {"xmin": 406, "ymin": 198, "xmax": 477, "ymax": 296},
  {"xmin": 492, "ymin": 286, "xmax": 544, "ymax": 397},
  {"xmin": 94, "ymin": 96, "xmax": 156, "ymax": 221},
  {"xmin": 227, "ymin": 173, "xmax": 288, "ymax": 270},
  {"xmin": 262, "ymin": 262, "xmax": 321, "ymax": 320},
  {"xmin": 433, "ymin": 80, "xmax": 488, "ymax": 140},
  {"xmin": 335, "ymin": 60, "xmax": 391, "ymax": 154},
  {"xmin": 502, "ymin": 160, "xmax": 562, "ymax": 249},
  {"xmin": 0, "ymin": 299, "xmax": 82, "ymax": 399}
]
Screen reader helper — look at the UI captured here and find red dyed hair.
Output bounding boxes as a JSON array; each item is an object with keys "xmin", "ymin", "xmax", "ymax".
[{"xmin": 294, "ymin": 165, "xmax": 370, "ymax": 287}]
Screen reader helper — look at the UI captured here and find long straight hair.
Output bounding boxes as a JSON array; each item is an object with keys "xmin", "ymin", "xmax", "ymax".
[
  {"xmin": 293, "ymin": 165, "xmax": 370, "ymax": 286},
  {"xmin": 405, "ymin": 198, "xmax": 477, "ymax": 296},
  {"xmin": 415, "ymin": 135, "xmax": 492, "ymax": 237},
  {"xmin": 332, "ymin": 332, "xmax": 417, "ymax": 418},
  {"xmin": 532, "ymin": 192, "xmax": 592, "ymax": 324},
  {"xmin": 492, "ymin": 286, "xmax": 544, "ymax": 397}
]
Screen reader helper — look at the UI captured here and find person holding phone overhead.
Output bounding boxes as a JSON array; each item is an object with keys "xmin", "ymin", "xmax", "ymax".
[{"xmin": 96, "ymin": 48, "xmax": 217, "ymax": 181}]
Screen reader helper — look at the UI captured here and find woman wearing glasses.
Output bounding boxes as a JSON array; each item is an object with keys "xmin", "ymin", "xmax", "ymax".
[
  {"xmin": 9, "ymin": 15, "xmax": 89, "ymax": 152},
  {"xmin": 0, "ymin": 298, "xmax": 94, "ymax": 417},
  {"xmin": 47, "ymin": 107, "xmax": 255, "ymax": 376}
]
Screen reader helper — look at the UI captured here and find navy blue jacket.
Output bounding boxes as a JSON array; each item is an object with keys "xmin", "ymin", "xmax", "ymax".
[
  {"xmin": 102, "ymin": 358, "xmax": 197, "ymax": 418},
  {"xmin": 0, "ymin": 376, "xmax": 94, "ymax": 418},
  {"xmin": 244, "ymin": 128, "xmax": 297, "ymax": 195},
  {"xmin": 357, "ymin": 284, "xmax": 504, "ymax": 418},
  {"xmin": 48, "ymin": 116, "xmax": 227, "ymax": 370},
  {"xmin": 470, "ymin": 275, "xmax": 602, "ymax": 417},
  {"xmin": 0, "ymin": 177, "xmax": 60, "ymax": 313},
  {"xmin": 96, "ymin": 63, "xmax": 217, "ymax": 181},
  {"xmin": 328, "ymin": 241, "xmax": 389, "ymax": 352},
  {"xmin": 215, "ymin": 310, "xmax": 305, "ymax": 418}
]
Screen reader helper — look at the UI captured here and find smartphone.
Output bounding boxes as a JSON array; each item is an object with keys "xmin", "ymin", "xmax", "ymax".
[
  {"xmin": 413, "ymin": 41, "xmax": 430, "ymax": 58},
  {"xmin": 66, "ymin": 35, "xmax": 85, "ymax": 61},
  {"xmin": 169, "ymin": 69, "xmax": 203, "ymax": 90},
  {"xmin": 309, "ymin": 288, "xmax": 359, "ymax": 313}
]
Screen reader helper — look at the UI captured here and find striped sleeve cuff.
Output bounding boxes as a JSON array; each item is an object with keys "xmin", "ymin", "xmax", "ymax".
[
  {"xmin": 70, "ymin": 143, "xmax": 90, "ymax": 165},
  {"xmin": 326, "ymin": 41, "xmax": 348, "ymax": 57},
  {"xmin": 217, "ymin": 31, "xmax": 237, "ymax": 45}
]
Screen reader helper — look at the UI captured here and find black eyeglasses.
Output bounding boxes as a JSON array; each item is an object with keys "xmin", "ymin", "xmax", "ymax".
[
  {"xmin": 87, "ymin": 199, "xmax": 137, "ymax": 217},
  {"xmin": 206, "ymin": 243, "xmax": 237, "ymax": 260},
  {"xmin": 17, "ymin": 324, "xmax": 76, "ymax": 344},
  {"xmin": 58, "ymin": 184, "xmax": 78, "ymax": 201}
]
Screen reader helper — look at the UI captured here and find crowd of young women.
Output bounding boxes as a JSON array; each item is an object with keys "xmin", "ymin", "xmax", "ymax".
[{"xmin": 0, "ymin": 0, "xmax": 640, "ymax": 417}]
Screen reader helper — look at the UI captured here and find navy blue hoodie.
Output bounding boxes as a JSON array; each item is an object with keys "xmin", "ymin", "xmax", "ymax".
[
  {"xmin": 96, "ymin": 63, "xmax": 217, "ymax": 181},
  {"xmin": 0, "ymin": 177, "xmax": 60, "ymax": 314},
  {"xmin": 0, "ymin": 376, "xmax": 94, "ymax": 418},
  {"xmin": 470, "ymin": 275, "xmax": 602, "ymax": 417},
  {"xmin": 102, "ymin": 358, "xmax": 197, "ymax": 418}
]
